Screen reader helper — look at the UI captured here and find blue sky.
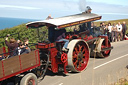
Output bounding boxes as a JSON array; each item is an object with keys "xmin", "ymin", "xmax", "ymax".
[{"xmin": 0, "ymin": 0, "xmax": 128, "ymax": 21}]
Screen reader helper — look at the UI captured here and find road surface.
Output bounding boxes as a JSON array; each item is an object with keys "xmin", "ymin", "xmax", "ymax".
[{"xmin": 39, "ymin": 40, "xmax": 128, "ymax": 85}]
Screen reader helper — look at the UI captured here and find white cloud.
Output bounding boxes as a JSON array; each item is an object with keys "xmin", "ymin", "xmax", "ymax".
[{"xmin": 0, "ymin": 5, "xmax": 41, "ymax": 10}]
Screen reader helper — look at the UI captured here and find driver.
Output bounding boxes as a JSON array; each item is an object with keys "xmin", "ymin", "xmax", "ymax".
[{"xmin": 54, "ymin": 28, "xmax": 69, "ymax": 51}]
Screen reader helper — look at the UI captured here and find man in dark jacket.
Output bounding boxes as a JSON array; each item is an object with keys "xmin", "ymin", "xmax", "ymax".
[
  {"xmin": 122, "ymin": 21, "xmax": 127, "ymax": 40},
  {"xmin": 5, "ymin": 35, "xmax": 18, "ymax": 56}
]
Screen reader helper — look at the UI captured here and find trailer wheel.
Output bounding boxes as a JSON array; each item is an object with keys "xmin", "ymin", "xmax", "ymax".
[
  {"xmin": 20, "ymin": 73, "xmax": 37, "ymax": 85},
  {"xmin": 97, "ymin": 39, "xmax": 111, "ymax": 57},
  {"xmin": 67, "ymin": 39, "xmax": 90, "ymax": 72}
]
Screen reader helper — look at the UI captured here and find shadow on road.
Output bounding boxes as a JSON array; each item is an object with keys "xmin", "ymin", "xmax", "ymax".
[
  {"xmin": 90, "ymin": 56, "xmax": 105, "ymax": 59},
  {"xmin": 45, "ymin": 70, "xmax": 68, "ymax": 77}
]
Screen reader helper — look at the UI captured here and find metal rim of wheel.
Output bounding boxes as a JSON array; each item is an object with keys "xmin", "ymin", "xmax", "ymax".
[
  {"xmin": 101, "ymin": 40, "xmax": 111, "ymax": 57},
  {"xmin": 27, "ymin": 79, "xmax": 35, "ymax": 85},
  {"xmin": 20, "ymin": 73, "xmax": 37, "ymax": 85},
  {"xmin": 97, "ymin": 39, "xmax": 111, "ymax": 57},
  {"xmin": 67, "ymin": 39, "xmax": 90, "ymax": 72}
]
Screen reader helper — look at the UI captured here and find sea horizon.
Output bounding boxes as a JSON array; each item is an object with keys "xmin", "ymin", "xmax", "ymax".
[
  {"xmin": 0, "ymin": 14, "xmax": 128, "ymax": 30},
  {"xmin": 0, "ymin": 17, "xmax": 38, "ymax": 30}
]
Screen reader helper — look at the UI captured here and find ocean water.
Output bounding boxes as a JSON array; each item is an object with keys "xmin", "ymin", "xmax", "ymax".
[{"xmin": 0, "ymin": 17, "xmax": 37, "ymax": 30}]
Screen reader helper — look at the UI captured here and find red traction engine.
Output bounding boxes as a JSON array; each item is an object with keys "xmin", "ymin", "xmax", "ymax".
[
  {"xmin": 26, "ymin": 13, "xmax": 113, "ymax": 74},
  {"xmin": 0, "ymin": 13, "xmax": 113, "ymax": 85}
]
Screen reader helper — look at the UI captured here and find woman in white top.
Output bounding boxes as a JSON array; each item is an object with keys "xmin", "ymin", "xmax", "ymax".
[
  {"xmin": 116, "ymin": 22, "xmax": 123, "ymax": 41},
  {"xmin": 108, "ymin": 23, "xmax": 112, "ymax": 42}
]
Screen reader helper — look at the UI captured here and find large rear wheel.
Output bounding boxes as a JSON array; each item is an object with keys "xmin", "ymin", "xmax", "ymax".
[{"xmin": 67, "ymin": 39, "xmax": 90, "ymax": 72}]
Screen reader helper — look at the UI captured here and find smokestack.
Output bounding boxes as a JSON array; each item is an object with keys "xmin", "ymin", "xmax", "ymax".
[{"xmin": 79, "ymin": 0, "xmax": 86, "ymax": 12}]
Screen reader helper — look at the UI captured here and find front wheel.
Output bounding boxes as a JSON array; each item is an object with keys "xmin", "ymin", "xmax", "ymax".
[
  {"xmin": 67, "ymin": 39, "xmax": 90, "ymax": 72},
  {"xmin": 20, "ymin": 73, "xmax": 38, "ymax": 85}
]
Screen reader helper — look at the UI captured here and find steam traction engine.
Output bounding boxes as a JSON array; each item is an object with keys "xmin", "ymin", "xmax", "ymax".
[{"xmin": 26, "ymin": 13, "xmax": 113, "ymax": 74}]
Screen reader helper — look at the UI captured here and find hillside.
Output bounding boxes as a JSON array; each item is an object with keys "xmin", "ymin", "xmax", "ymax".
[
  {"xmin": 0, "ymin": 24, "xmax": 47, "ymax": 49},
  {"xmin": 95, "ymin": 19, "xmax": 128, "ymax": 25}
]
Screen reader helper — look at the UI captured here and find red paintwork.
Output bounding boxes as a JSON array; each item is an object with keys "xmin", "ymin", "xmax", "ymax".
[
  {"xmin": 19, "ymin": 55, "xmax": 22, "ymax": 70},
  {"xmin": 35, "ymin": 51, "xmax": 37, "ymax": 64},
  {"xmin": 1, "ymin": 61, "xmax": 4, "ymax": 80},
  {"xmin": 49, "ymin": 48, "xmax": 59, "ymax": 73},
  {"xmin": 3, "ymin": 47, "xmax": 6, "ymax": 56},
  {"xmin": 61, "ymin": 52, "xmax": 67, "ymax": 63},
  {"xmin": 39, "ymin": 46, "xmax": 68, "ymax": 73},
  {"xmin": 36, "ymin": 43, "xmax": 55, "ymax": 49},
  {"xmin": 0, "ymin": 50, "xmax": 40, "ymax": 81},
  {"xmin": 125, "ymin": 37, "xmax": 128, "ymax": 40}
]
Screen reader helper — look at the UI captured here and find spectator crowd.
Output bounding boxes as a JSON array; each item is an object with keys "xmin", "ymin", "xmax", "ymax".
[
  {"xmin": 92, "ymin": 21, "xmax": 128, "ymax": 42},
  {"xmin": 0, "ymin": 35, "xmax": 31, "ymax": 60}
]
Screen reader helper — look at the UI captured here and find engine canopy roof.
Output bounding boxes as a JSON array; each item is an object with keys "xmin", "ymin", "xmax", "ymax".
[{"xmin": 26, "ymin": 13, "xmax": 102, "ymax": 29}]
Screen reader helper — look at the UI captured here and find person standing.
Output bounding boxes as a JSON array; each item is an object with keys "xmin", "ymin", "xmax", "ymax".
[
  {"xmin": 99, "ymin": 22, "xmax": 105, "ymax": 35},
  {"xmin": 91, "ymin": 22, "xmax": 101, "ymax": 37},
  {"xmin": 108, "ymin": 23, "xmax": 112, "ymax": 42},
  {"xmin": 122, "ymin": 21, "xmax": 127, "ymax": 40},
  {"xmin": 104, "ymin": 24, "xmax": 109, "ymax": 36},
  {"xmin": 116, "ymin": 22, "xmax": 123, "ymax": 41},
  {"xmin": 111, "ymin": 23, "xmax": 117, "ymax": 42}
]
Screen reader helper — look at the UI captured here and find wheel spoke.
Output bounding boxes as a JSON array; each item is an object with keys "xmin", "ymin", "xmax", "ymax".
[
  {"xmin": 83, "ymin": 53, "xmax": 86, "ymax": 57},
  {"xmin": 73, "ymin": 52, "xmax": 77, "ymax": 58},
  {"xmin": 82, "ymin": 49, "xmax": 84, "ymax": 53},
  {"xmin": 78, "ymin": 45, "xmax": 82, "ymax": 52},
  {"xmin": 78, "ymin": 61, "xmax": 82, "ymax": 67},
  {"xmin": 73, "ymin": 54, "xmax": 77, "ymax": 58},
  {"xmin": 75, "ymin": 47, "xmax": 79, "ymax": 54},
  {"xmin": 73, "ymin": 60, "xmax": 78, "ymax": 65}
]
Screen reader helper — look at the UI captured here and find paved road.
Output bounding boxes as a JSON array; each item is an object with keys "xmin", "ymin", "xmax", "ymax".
[{"xmin": 39, "ymin": 40, "xmax": 128, "ymax": 85}]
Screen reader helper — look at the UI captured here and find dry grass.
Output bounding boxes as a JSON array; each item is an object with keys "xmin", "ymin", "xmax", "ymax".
[
  {"xmin": 94, "ymin": 19, "xmax": 128, "ymax": 26},
  {"xmin": 94, "ymin": 68, "xmax": 128, "ymax": 85}
]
